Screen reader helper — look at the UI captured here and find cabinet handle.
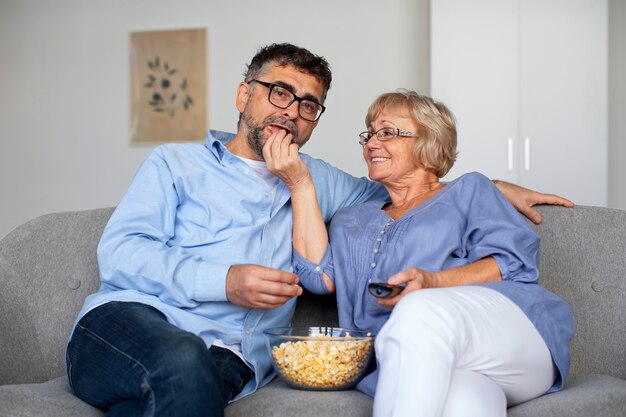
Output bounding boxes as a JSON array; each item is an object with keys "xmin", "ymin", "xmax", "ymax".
[
  {"xmin": 508, "ymin": 137, "xmax": 514, "ymax": 171},
  {"xmin": 524, "ymin": 137, "xmax": 530, "ymax": 171}
]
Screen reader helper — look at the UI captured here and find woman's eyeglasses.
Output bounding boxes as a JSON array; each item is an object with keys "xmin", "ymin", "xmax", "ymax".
[{"xmin": 358, "ymin": 127, "xmax": 419, "ymax": 146}]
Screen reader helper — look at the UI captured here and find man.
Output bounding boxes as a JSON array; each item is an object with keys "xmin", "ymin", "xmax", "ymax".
[{"xmin": 66, "ymin": 43, "xmax": 573, "ymax": 417}]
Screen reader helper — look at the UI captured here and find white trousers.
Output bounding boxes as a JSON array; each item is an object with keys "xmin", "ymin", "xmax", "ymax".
[{"xmin": 373, "ymin": 286, "xmax": 555, "ymax": 417}]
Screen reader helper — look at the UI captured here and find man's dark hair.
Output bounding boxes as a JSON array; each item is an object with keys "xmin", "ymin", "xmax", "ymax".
[{"xmin": 244, "ymin": 43, "xmax": 332, "ymax": 101}]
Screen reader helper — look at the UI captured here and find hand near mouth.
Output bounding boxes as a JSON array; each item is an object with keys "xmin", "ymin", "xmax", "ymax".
[
  {"xmin": 263, "ymin": 128, "xmax": 312, "ymax": 192},
  {"xmin": 267, "ymin": 124, "xmax": 292, "ymax": 136}
]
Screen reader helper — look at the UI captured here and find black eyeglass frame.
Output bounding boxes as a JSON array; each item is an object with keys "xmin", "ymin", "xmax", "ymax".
[
  {"xmin": 358, "ymin": 127, "xmax": 419, "ymax": 146},
  {"xmin": 248, "ymin": 79, "xmax": 326, "ymax": 122}
]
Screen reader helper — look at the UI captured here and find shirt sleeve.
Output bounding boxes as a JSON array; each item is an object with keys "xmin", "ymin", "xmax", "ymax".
[
  {"xmin": 97, "ymin": 147, "xmax": 228, "ymax": 307},
  {"xmin": 460, "ymin": 173, "xmax": 540, "ymax": 283},
  {"xmin": 302, "ymin": 154, "xmax": 388, "ymax": 222},
  {"xmin": 292, "ymin": 246, "xmax": 335, "ymax": 295}
]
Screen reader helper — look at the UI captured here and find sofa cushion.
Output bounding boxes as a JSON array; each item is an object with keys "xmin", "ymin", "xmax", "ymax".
[
  {"xmin": 0, "ymin": 377, "xmax": 104, "ymax": 417},
  {"xmin": 2, "ymin": 374, "xmax": 624, "ymax": 417},
  {"xmin": 0, "ymin": 378, "xmax": 371, "ymax": 417},
  {"xmin": 507, "ymin": 374, "xmax": 626, "ymax": 417},
  {"xmin": 225, "ymin": 373, "xmax": 626, "ymax": 417},
  {"xmin": 225, "ymin": 378, "xmax": 373, "ymax": 417}
]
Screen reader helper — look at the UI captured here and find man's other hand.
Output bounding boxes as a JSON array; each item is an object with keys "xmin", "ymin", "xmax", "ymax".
[
  {"xmin": 493, "ymin": 180, "xmax": 574, "ymax": 224},
  {"xmin": 226, "ymin": 264, "xmax": 303, "ymax": 308}
]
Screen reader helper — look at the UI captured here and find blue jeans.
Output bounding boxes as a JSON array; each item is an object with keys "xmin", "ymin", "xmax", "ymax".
[{"xmin": 66, "ymin": 302, "xmax": 253, "ymax": 417}]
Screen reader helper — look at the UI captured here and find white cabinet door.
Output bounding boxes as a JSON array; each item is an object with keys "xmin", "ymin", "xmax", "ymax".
[
  {"xmin": 431, "ymin": 0, "xmax": 607, "ymax": 206},
  {"xmin": 518, "ymin": 0, "xmax": 607, "ymax": 205},
  {"xmin": 431, "ymin": 0, "xmax": 520, "ymax": 183}
]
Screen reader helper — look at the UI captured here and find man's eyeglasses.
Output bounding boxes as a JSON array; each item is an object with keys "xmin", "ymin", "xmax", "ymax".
[
  {"xmin": 358, "ymin": 127, "xmax": 419, "ymax": 146},
  {"xmin": 248, "ymin": 79, "xmax": 326, "ymax": 122}
]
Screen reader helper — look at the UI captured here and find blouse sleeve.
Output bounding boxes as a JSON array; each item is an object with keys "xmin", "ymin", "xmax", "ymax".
[
  {"xmin": 292, "ymin": 246, "xmax": 335, "ymax": 295},
  {"xmin": 460, "ymin": 173, "xmax": 540, "ymax": 284}
]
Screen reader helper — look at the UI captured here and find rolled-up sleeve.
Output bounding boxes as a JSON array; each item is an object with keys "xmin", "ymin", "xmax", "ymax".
[
  {"xmin": 462, "ymin": 173, "xmax": 540, "ymax": 284},
  {"xmin": 292, "ymin": 247, "xmax": 335, "ymax": 295}
]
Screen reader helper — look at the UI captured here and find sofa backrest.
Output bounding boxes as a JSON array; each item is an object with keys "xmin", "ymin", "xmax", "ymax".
[
  {"xmin": 527, "ymin": 205, "xmax": 626, "ymax": 379},
  {"xmin": 0, "ymin": 207, "xmax": 114, "ymax": 384},
  {"xmin": 0, "ymin": 205, "xmax": 624, "ymax": 386}
]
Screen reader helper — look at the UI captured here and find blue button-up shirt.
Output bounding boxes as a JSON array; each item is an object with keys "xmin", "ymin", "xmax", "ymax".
[{"xmin": 74, "ymin": 130, "xmax": 387, "ymax": 400}]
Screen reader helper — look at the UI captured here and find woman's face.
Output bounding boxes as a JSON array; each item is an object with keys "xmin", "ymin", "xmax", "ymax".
[{"xmin": 362, "ymin": 109, "xmax": 421, "ymax": 184}]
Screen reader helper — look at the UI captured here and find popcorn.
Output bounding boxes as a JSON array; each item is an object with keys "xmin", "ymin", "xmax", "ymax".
[{"xmin": 270, "ymin": 334, "xmax": 373, "ymax": 389}]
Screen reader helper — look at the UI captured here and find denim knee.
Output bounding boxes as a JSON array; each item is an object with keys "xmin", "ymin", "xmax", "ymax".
[
  {"xmin": 150, "ymin": 332, "xmax": 214, "ymax": 387},
  {"xmin": 66, "ymin": 302, "xmax": 230, "ymax": 416}
]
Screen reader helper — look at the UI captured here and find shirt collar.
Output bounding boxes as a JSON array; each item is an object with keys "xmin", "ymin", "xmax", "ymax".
[{"xmin": 205, "ymin": 129, "xmax": 236, "ymax": 162}]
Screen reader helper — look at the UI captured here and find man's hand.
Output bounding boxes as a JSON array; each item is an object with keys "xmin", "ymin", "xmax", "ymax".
[
  {"xmin": 226, "ymin": 264, "xmax": 303, "ymax": 309},
  {"xmin": 493, "ymin": 180, "xmax": 574, "ymax": 224}
]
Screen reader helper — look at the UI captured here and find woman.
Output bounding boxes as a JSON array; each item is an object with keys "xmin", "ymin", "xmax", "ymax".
[{"xmin": 265, "ymin": 90, "xmax": 573, "ymax": 417}]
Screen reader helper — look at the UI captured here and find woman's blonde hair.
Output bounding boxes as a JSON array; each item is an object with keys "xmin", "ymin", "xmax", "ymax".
[{"xmin": 365, "ymin": 90, "xmax": 457, "ymax": 178}]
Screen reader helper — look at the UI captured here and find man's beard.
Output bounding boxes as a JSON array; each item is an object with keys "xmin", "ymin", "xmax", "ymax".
[{"xmin": 241, "ymin": 112, "xmax": 300, "ymax": 160}]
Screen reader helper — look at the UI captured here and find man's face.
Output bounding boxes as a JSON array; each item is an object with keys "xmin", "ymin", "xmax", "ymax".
[{"xmin": 236, "ymin": 64, "xmax": 325, "ymax": 159}]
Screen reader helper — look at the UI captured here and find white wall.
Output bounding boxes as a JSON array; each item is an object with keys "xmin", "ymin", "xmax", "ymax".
[
  {"xmin": 0, "ymin": 0, "xmax": 431, "ymax": 238},
  {"xmin": 609, "ymin": 0, "xmax": 626, "ymax": 211},
  {"xmin": 1, "ymin": 0, "xmax": 623, "ymax": 239}
]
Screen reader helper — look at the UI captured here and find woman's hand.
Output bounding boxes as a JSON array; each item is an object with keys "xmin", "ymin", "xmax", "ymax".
[
  {"xmin": 493, "ymin": 180, "xmax": 574, "ymax": 224},
  {"xmin": 376, "ymin": 268, "xmax": 438, "ymax": 308},
  {"xmin": 376, "ymin": 257, "xmax": 501, "ymax": 308},
  {"xmin": 263, "ymin": 130, "xmax": 312, "ymax": 191}
]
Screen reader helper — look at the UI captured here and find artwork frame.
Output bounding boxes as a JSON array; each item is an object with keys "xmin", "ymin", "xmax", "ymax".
[{"xmin": 130, "ymin": 28, "xmax": 207, "ymax": 144}]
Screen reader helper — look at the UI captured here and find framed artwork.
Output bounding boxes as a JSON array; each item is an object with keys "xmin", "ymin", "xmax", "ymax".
[{"xmin": 130, "ymin": 28, "xmax": 207, "ymax": 143}]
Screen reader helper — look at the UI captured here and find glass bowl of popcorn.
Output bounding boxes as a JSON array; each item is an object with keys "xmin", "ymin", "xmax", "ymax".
[{"xmin": 264, "ymin": 326, "xmax": 375, "ymax": 391}]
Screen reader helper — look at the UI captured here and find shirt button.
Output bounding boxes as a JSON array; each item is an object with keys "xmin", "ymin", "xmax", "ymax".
[
  {"xmin": 370, "ymin": 262, "xmax": 377, "ymax": 268},
  {"xmin": 264, "ymin": 192, "xmax": 270, "ymax": 198},
  {"xmin": 379, "ymin": 230, "xmax": 385, "ymax": 234},
  {"xmin": 373, "ymin": 248, "xmax": 379, "ymax": 254},
  {"xmin": 376, "ymin": 238, "xmax": 382, "ymax": 242},
  {"xmin": 263, "ymin": 255, "xmax": 269, "ymax": 261},
  {"xmin": 315, "ymin": 266, "xmax": 321, "ymax": 271}
]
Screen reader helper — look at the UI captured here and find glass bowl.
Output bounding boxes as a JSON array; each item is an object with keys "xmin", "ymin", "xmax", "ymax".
[{"xmin": 264, "ymin": 326, "xmax": 375, "ymax": 391}]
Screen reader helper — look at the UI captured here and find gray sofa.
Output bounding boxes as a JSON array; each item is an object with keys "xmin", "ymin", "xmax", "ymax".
[{"xmin": 1, "ymin": 205, "xmax": 625, "ymax": 417}]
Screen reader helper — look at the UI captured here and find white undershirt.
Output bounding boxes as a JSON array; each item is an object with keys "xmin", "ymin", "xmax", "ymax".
[
  {"xmin": 239, "ymin": 156, "xmax": 280, "ymax": 201},
  {"xmin": 212, "ymin": 156, "xmax": 280, "ymax": 365}
]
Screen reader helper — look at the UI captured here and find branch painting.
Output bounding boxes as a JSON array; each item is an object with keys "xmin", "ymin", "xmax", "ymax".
[{"xmin": 130, "ymin": 29, "xmax": 207, "ymax": 143}]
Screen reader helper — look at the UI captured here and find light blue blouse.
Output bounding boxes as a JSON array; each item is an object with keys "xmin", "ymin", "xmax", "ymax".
[{"xmin": 294, "ymin": 172, "xmax": 574, "ymax": 397}]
